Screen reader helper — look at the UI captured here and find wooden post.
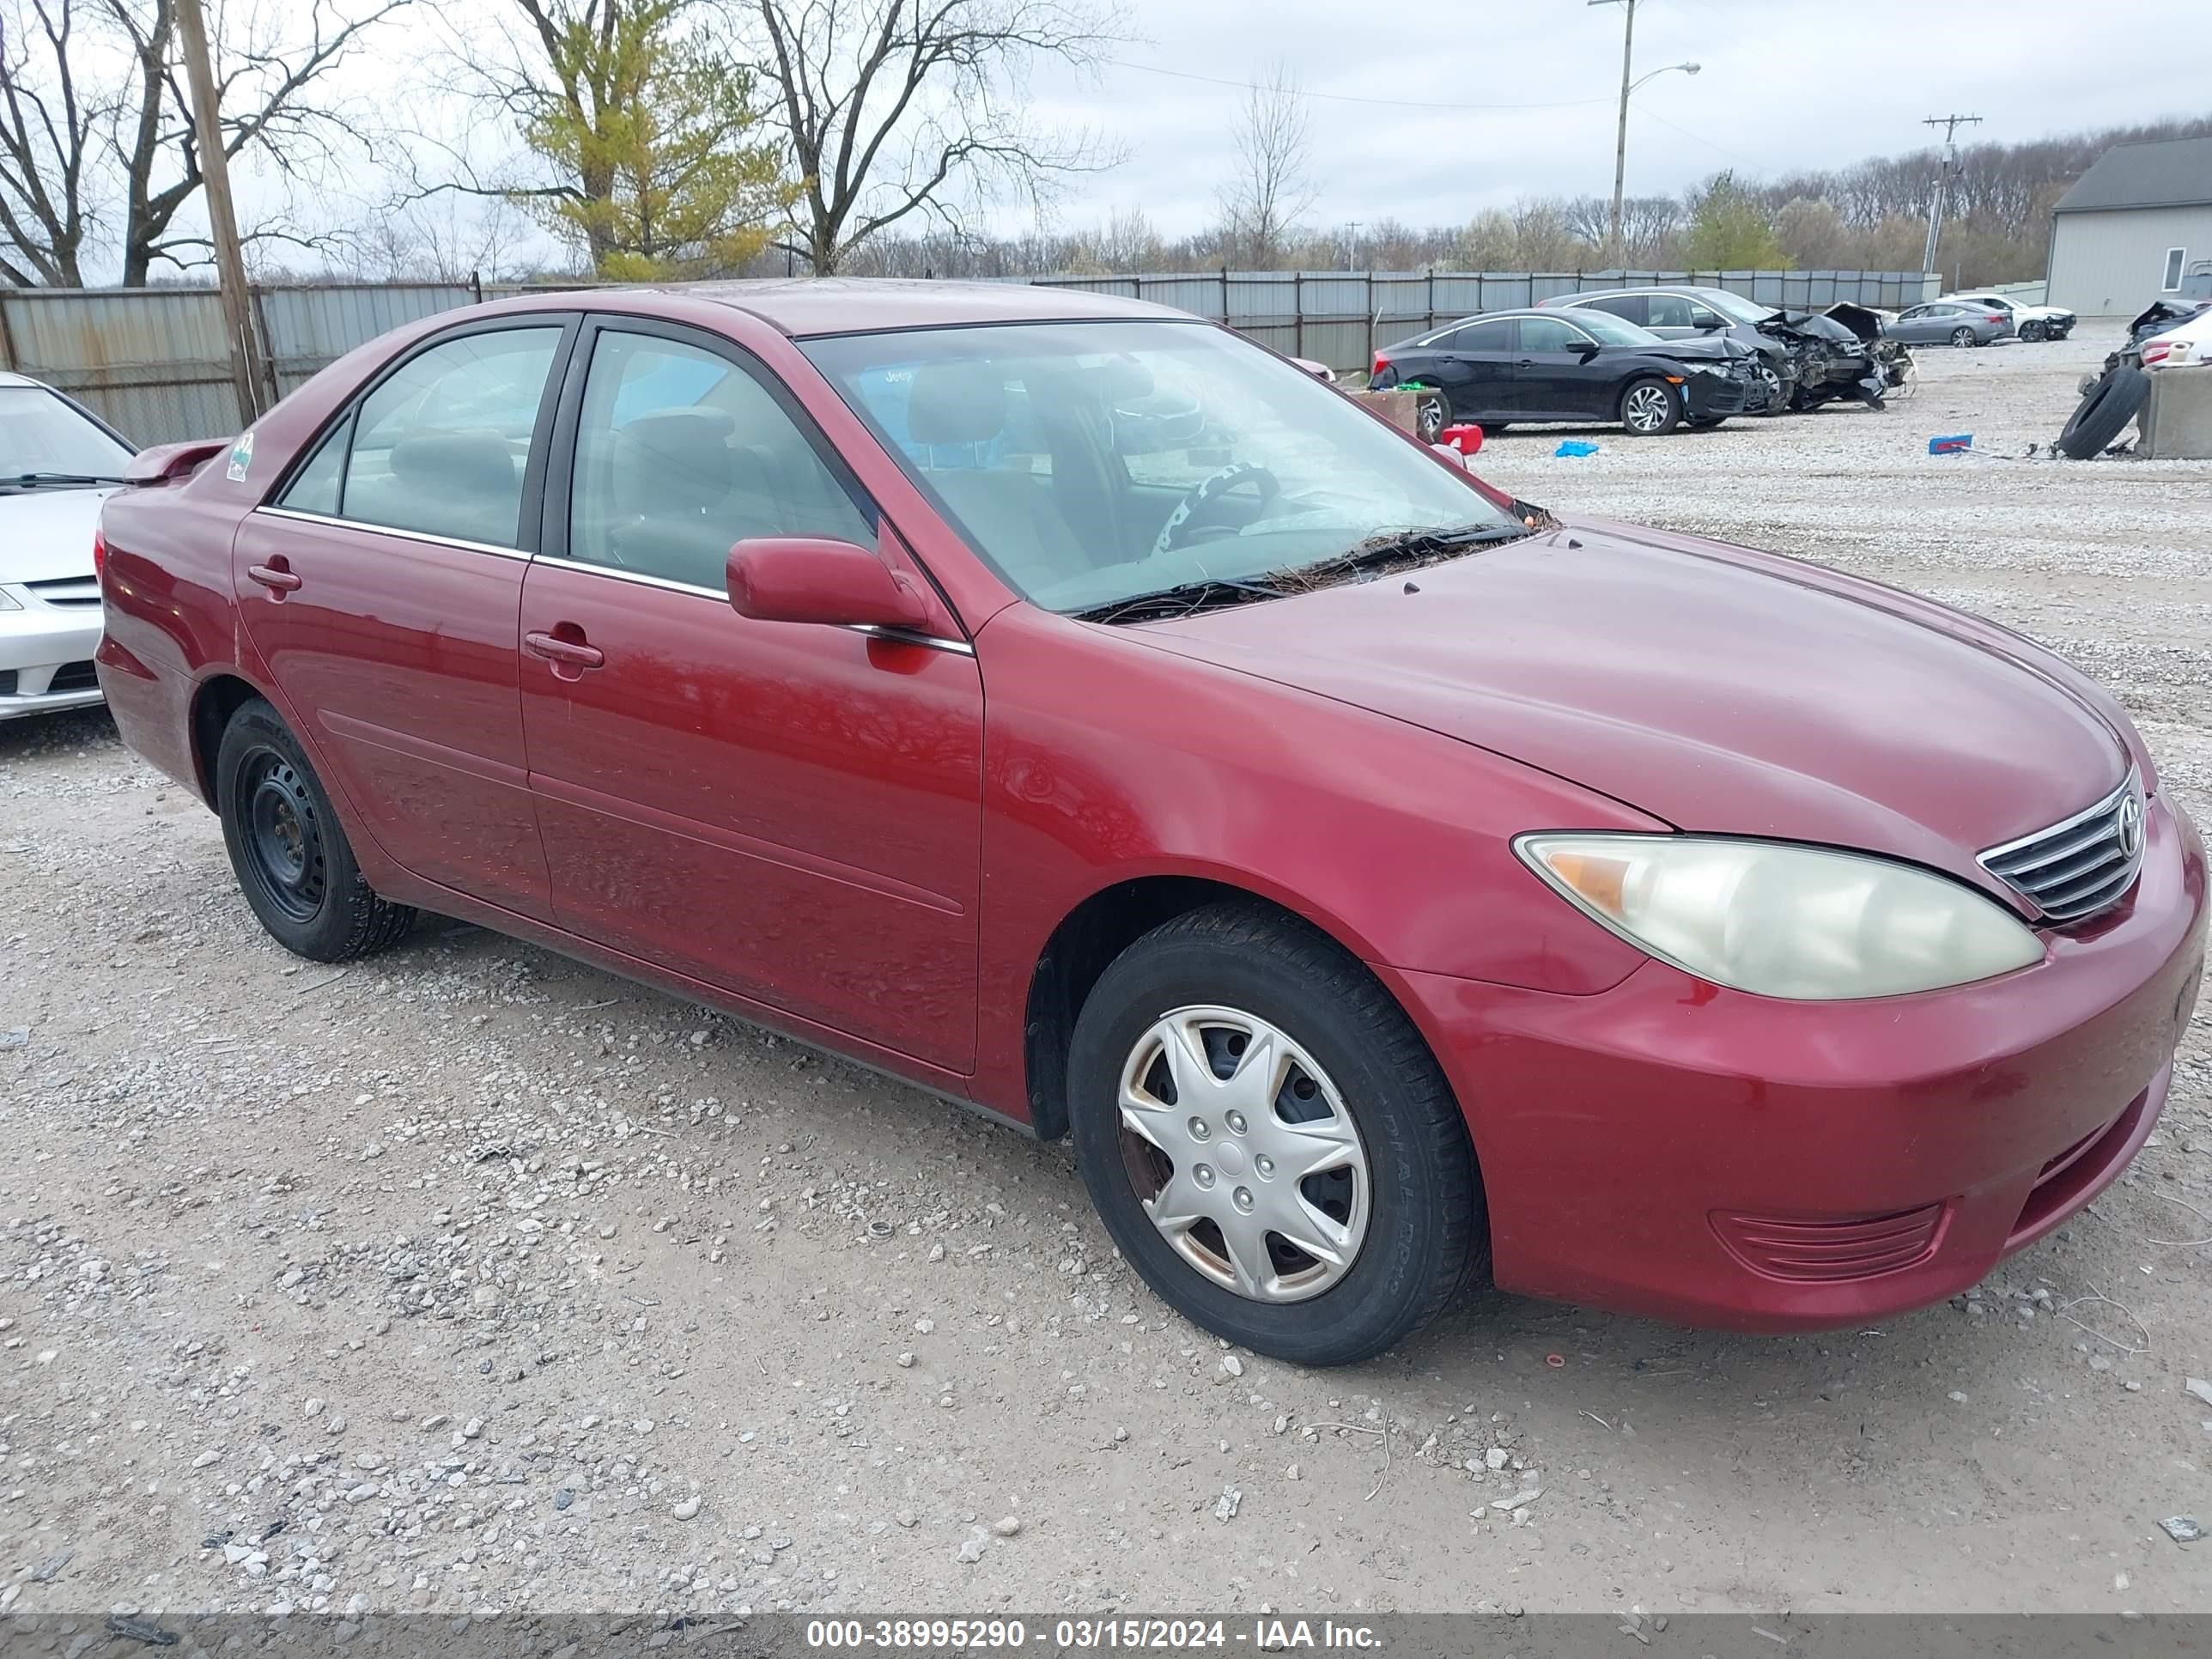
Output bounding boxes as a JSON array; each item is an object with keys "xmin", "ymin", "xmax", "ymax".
[
  {"xmin": 175, "ymin": 0, "xmax": 267, "ymax": 424},
  {"xmin": 1293, "ymin": 272, "xmax": 1304, "ymax": 359}
]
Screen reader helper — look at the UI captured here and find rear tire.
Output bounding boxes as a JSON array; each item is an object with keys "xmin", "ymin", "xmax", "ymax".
[
  {"xmin": 216, "ymin": 699, "xmax": 415, "ymax": 962},
  {"xmin": 1066, "ymin": 902, "xmax": 1482, "ymax": 1367},
  {"xmin": 1619, "ymin": 377, "xmax": 1680, "ymax": 435},
  {"xmin": 1949, "ymin": 326, "xmax": 1977, "ymax": 348}
]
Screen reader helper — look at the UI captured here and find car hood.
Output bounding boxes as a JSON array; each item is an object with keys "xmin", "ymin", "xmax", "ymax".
[
  {"xmin": 1123, "ymin": 519, "xmax": 2129, "ymax": 884},
  {"xmin": 0, "ymin": 485, "xmax": 113, "ymax": 584}
]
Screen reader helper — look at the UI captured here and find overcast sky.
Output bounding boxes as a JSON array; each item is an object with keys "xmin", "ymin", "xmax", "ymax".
[
  {"xmin": 201, "ymin": 0, "xmax": 2208, "ymax": 275},
  {"xmin": 1005, "ymin": 0, "xmax": 2208, "ymax": 238}
]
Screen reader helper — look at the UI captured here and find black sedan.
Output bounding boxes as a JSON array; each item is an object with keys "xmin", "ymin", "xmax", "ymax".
[{"xmin": 1369, "ymin": 307, "xmax": 1760, "ymax": 436}]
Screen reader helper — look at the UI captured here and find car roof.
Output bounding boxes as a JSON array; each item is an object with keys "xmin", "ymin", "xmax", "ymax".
[
  {"xmin": 1559, "ymin": 285, "xmax": 1738, "ymax": 302},
  {"xmin": 605, "ymin": 276, "xmax": 1191, "ymax": 337},
  {"xmin": 0, "ymin": 370, "xmax": 44, "ymax": 389}
]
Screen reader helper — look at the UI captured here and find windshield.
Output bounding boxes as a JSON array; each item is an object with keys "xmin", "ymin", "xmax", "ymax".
[
  {"xmin": 1563, "ymin": 308, "xmax": 1664, "ymax": 346},
  {"xmin": 799, "ymin": 320, "xmax": 1517, "ymax": 615},
  {"xmin": 1697, "ymin": 290, "xmax": 1778, "ymax": 325},
  {"xmin": 0, "ymin": 386, "xmax": 132, "ymax": 483}
]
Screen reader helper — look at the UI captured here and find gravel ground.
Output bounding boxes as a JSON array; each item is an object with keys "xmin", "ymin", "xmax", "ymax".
[{"xmin": 3, "ymin": 327, "xmax": 2212, "ymax": 1623}]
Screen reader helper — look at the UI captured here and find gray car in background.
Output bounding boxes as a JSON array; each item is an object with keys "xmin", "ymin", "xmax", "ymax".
[{"xmin": 1889, "ymin": 301, "xmax": 2013, "ymax": 347}]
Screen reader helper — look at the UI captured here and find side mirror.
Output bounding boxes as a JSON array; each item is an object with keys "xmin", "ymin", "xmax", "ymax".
[
  {"xmin": 1571, "ymin": 340, "xmax": 1602, "ymax": 360},
  {"xmin": 1692, "ymin": 319, "xmax": 1723, "ymax": 331},
  {"xmin": 726, "ymin": 537, "xmax": 931, "ymax": 631}
]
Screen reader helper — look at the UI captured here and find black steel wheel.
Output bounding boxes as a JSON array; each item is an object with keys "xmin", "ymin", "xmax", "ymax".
[
  {"xmin": 216, "ymin": 698, "xmax": 416, "ymax": 961},
  {"xmin": 239, "ymin": 750, "xmax": 327, "ymax": 925}
]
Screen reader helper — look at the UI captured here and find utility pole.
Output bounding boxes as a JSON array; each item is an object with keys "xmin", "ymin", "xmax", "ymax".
[
  {"xmin": 1346, "ymin": 221, "xmax": 1362, "ymax": 270},
  {"xmin": 175, "ymin": 0, "xmax": 266, "ymax": 424},
  {"xmin": 1592, "ymin": 0, "xmax": 1636, "ymax": 267},
  {"xmin": 1920, "ymin": 112, "xmax": 1982, "ymax": 277}
]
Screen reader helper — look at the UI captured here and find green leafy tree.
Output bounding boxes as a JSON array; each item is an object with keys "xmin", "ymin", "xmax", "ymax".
[
  {"xmin": 1680, "ymin": 171, "xmax": 1790, "ymax": 270},
  {"xmin": 509, "ymin": 0, "xmax": 793, "ymax": 278}
]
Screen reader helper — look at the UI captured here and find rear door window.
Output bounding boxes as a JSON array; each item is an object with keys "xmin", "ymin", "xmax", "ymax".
[
  {"xmin": 1578, "ymin": 295, "xmax": 1647, "ymax": 325},
  {"xmin": 1644, "ymin": 295, "xmax": 1696, "ymax": 328},
  {"xmin": 1445, "ymin": 320, "xmax": 1514, "ymax": 353},
  {"xmin": 326, "ymin": 328, "xmax": 564, "ymax": 547}
]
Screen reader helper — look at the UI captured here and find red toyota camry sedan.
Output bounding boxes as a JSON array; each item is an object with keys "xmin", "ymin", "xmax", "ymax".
[{"xmin": 96, "ymin": 282, "xmax": 2206, "ymax": 1366}]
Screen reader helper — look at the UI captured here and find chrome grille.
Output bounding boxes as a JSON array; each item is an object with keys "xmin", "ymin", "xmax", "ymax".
[
  {"xmin": 1978, "ymin": 770, "xmax": 2146, "ymax": 923},
  {"xmin": 25, "ymin": 575, "xmax": 100, "ymax": 607}
]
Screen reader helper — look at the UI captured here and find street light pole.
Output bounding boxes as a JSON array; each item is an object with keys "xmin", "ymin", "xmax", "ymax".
[{"xmin": 175, "ymin": 0, "xmax": 266, "ymax": 423}]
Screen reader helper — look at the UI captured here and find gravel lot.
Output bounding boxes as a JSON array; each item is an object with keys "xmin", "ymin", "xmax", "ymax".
[{"xmin": 4, "ymin": 327, "xmax": 2211, "ymax": 1622}]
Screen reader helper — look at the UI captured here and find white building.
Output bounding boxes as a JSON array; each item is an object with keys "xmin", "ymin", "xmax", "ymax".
[{"xmin": 2045, "ymin": 136, "xmax": 2212, "ymax": 316}]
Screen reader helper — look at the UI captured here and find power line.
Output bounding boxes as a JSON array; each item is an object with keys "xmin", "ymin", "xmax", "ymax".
[{"xmin": 1103, "ymin": 58, "xmax": 1616, "ymax": 112}]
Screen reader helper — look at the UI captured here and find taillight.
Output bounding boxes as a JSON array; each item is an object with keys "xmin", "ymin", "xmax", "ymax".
[
  {"xmin": 92, "ymin": 527, "xmax": 106, "ymax": 583},
  {"xmin": 1987, "ymin": 314, "xmax": 2005, "ymax": 325},
  {"xmin": 1372, "ymin": 350, "xmax": 1391, "ymax": 379},
  {"xmin": 2143, "ymin": 342, "xmax": 2171, "ymax": 365}
]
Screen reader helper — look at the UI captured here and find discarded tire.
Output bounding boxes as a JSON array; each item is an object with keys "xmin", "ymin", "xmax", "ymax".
[{"xmin": 2056, "ymin": 366, "xmax": 2150, "ymax": 459}]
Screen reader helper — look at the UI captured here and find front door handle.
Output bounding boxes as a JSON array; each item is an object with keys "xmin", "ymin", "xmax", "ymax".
[
  {"xmin": 524, "ymin": 629, "xmax": 605, "ymax": 671},
  {"xmin": 247, "ymin": 562, "xmax": 301, "ymax": 593}
]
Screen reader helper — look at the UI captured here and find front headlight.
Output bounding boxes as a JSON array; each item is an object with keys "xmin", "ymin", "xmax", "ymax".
[{"xmin": 1514, "ymin": 834, "xmax": 2044, "ymax": 1000}]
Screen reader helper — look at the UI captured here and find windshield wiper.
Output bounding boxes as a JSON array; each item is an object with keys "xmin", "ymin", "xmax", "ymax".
[
  {"xmin": 0, "ymin": 471, "xmax": 131, "ymax": 489},
  {"xmin": 1284, "ymin": 521, "xmax": 1532, "ymax": 585},
  {"xmin": 1072, "ymin": 575, "xmax": 1285, "ymax": 625}
]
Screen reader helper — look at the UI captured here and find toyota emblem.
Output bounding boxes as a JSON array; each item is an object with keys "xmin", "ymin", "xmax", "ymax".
[{"xmin": 2118, "ymin": 791, "xmax": 2144, "ymax": 860}]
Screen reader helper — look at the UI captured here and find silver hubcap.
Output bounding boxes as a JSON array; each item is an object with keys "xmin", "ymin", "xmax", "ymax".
[
  {"xmin": 1625, "ymin": 385, "xmax": 1670, "ymax": 430},
  {"xmin": 1117, "ymin": 1005, "xmax": 1370, "ymax": 1304}
]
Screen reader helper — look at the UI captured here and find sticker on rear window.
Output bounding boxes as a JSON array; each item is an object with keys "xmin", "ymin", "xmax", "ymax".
[{"xmin": 226, "ymin": 430, "xmax": 253, "ymax": 483}]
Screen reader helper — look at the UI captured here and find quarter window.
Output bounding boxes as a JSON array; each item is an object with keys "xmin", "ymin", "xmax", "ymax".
[
  {"xmin": 319, "ymin": 327, "xmax": 563, "ymax": 547},
  {"xmin": 1644, "ymin": 295, "xmax": 1696, "ymax": 328},
  {"xmin": 566, "ymin": 331, "xmax": 875, "ymax": 591}
]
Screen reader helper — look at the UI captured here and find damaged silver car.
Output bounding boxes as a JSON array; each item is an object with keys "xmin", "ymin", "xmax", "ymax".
[{"xmin": 1540, "ymin": 286, "xmax": 1911, "ymax": 411}]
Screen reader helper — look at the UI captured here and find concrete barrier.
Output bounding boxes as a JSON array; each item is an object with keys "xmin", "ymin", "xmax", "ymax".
[{"xmin": 2141, "ymin": 369, "xmax": 2212, "ymax": 459}]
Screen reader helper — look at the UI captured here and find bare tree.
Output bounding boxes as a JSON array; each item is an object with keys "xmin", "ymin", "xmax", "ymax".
[
  {"xmin": 0, "ymin": 0, "xmax": 109, "ymax": 283},
  {"xmin": 741, "ymin": 0, "xmax": 1119, "ymax": 275},
  {"xmin": 98, "ymin": 0, "xmax": 411, "ymax": 284},
  {"xmin": 1213, "ymin": 60, "xmax": 1310, "ymax": 270}
]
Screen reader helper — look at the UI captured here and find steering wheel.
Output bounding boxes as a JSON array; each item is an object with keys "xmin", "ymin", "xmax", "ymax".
[{"xmin": 1149, "ymin": 462, "xmax": 1281, "ymax": 558}]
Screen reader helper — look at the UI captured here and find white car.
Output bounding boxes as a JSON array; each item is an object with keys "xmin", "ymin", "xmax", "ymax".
[
  {"xmin": 0, "ymin": 374, "xmax": 135, "ymax": 720},
  {"xmin": 1937, "ymin": 291, "xmax": 2076, "ymax": 343},
  {"xmin": 2141, "ymin": 308, "xmax": 2212, "ymax": 370}
]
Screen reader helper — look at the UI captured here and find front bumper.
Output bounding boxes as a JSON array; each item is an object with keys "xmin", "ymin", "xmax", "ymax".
[
  {"xmin": 1393, "ymin": 793, "xmax": 2208, "ymax": 1332},
  {"xmin": 1682, "ymin": 372, "xmax": 1749, "ymax": 419},
  {"xmin": 0, "ymin": 581, "xmax": 105, "ymax": 720}
]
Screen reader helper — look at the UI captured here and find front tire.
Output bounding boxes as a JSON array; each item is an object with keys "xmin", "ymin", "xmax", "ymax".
[
  {"xmin": 216, "ymin": 699, "xmax": 416, "ymax": 962},
  {"xmin": 1620, "ymin": 377, "xmax": 1680, "ymax": 435},
  {"xmin": 1067, "ymin": 903, "xmax": 1482, "ymax": 1367}
]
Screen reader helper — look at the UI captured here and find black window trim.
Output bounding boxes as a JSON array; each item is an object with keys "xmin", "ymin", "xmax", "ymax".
[{"xmin": 260, "ymin": 309, "xmax": 585, "ymax": 556}]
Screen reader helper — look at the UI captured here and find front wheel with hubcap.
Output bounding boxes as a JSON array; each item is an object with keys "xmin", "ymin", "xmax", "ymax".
[
  {"xmin": 1067, "ymin": 903, "xmax": 1482, "ymax": 1366},
  {"xmin": 216, "ymin": 699, "xmax": 416, "ymax": 961}
]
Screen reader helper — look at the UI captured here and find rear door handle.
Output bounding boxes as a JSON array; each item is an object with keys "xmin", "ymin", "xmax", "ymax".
[
  {"xmin": 524, "ymin": 629, "xmax": 605, "ymax": 670},
  {"xmin": 247, "ymin": 562, "xmax": 301, "ymax": 593}
]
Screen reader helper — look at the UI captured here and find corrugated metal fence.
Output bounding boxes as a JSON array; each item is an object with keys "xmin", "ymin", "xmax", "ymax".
[
  {"xmin": 2, "ymin": 266, "xmax": 1942, "ymax": 445},
  {"xmin": 0, "ymin": 281, "xmax": 480, "ymax": 445}
]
